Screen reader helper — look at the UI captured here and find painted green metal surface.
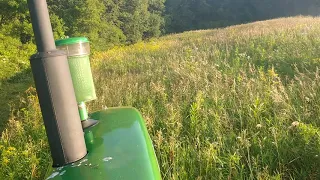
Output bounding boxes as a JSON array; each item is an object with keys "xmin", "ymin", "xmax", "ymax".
[{"xmin": 46, "ymin": 107, "xmax": 161, "ymax": 180}]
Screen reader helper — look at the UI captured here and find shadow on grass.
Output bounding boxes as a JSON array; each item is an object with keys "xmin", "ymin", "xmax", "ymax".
[
  {"xmin": 254, "ymin": 57, "xmax": 320, "ymax": 79},
  {"xmin": 0, "ymin": 68, "xmax": 34, "ymax": 133}
]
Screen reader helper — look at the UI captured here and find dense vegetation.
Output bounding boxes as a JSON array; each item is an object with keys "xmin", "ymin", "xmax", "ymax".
[
  {"xmin": 165, "ymin": 0, "xmax": 320, "ymax": 33},
  {"xmin": 0, "ymin": 0, "xmax": 165, "ymax": 51},
  {"xmin": 1, "ymin": 17, "xmax": 320, "ymax": 179}
]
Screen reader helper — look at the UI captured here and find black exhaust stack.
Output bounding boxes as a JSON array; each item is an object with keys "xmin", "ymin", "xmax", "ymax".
[{"xmin": 27, "ymin": 0, "xmax": 87, "ymax": 167}]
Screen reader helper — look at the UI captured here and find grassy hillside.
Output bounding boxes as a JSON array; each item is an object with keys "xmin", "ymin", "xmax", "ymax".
[{"xmin": 1, "ymin": 16, "xmax": 320, "ymax": 179}]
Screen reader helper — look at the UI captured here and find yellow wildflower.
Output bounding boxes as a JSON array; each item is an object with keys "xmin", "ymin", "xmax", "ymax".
[
  {"xmin": 2, "ymin": 157, "xmax": 9, "ymax": 165},
  {"xmin": 8, "ymin": 147, "xmax": 16, "ymax": 151}
]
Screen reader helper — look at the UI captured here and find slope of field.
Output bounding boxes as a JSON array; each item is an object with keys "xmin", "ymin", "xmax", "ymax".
[{"xmin": 1, "ymin": 16, "xmax": 320, "ymax": 179}]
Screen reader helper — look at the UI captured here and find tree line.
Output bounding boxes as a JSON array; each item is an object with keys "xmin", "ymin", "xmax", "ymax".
[
  {"xmin": 0, "ymin": 0, "xmax": 165, "ymax": 51},
  {"xmin": 0, "ymin": 0, "xmax": 319, "ymax": 51},
  {"xmin": 165, "ymin": 0, "xmax": 320, "ymax": 33}
]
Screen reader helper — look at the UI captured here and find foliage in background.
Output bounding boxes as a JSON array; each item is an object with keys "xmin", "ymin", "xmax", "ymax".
[
  {"xmin": 0, "ymin": 0, "xmax": 33, "ymax": 43},
  {"xmin": 46, "ymin": 0, "xmax": 165, "ymax": 50},
  {"xmin": 164, "ymin": 0, "xmax": 320, "ymax": 33},
  {"xmin": 0, "ymin": 0, "xmax": 165, "ymax": 51},
  {"xmin": 0, "ymin": 34, "xmax": 35, "ymax": 81}
]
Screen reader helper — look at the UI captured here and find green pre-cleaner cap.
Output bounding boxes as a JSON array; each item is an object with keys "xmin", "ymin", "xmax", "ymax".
[
  {"xmin": 55, "ymin": 37, "xmax": 96, "ymax": 102},
  {"xmin": 55, "ymin": 37, "xmax": 90, "ymax": 56},
  {"xmin": 55, "ymin": 37, "xmax": 89, "ymax": 46}
]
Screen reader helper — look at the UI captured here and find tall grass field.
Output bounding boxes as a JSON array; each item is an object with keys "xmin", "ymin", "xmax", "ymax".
[{"xmin": 1, "ymin": 17, "xmax": 320, "ymax": 179}]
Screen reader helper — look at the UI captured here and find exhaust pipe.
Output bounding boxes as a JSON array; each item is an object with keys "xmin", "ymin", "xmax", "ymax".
[{"xmin": 27, "ymin": 0, "xmax": 87, "ymax": 167}]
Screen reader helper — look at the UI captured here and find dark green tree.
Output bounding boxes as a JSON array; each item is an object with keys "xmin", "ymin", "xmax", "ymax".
[
  {"xmin": 144, "ymin": 0, "xmax": 165, "ymax": 38},
  {"xmin": 0, "ymin": 0, "xmax": 32, "ymax": 43},
  {"xmin": 164, "ymin": 0, "xmax": 320, "ymax": 33}
]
